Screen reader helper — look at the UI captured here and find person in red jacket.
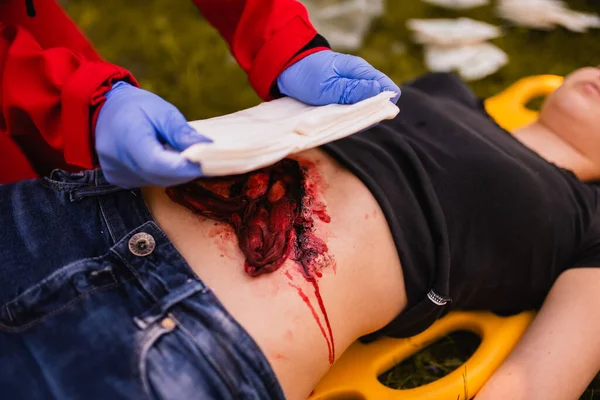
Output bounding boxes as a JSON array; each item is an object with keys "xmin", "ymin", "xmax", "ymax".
[{"xmin": 1, "ymin": 0, "xmax": 400, "ymax": 187}]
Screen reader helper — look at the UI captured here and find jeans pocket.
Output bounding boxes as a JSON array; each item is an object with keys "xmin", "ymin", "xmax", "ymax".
[
  {"xmin": 138, "ymin": 314, "xmax": 226, "ymax": 400},
  {"xmin": 136, "ymin": 281, "xmax": 243, "ymax": 400},
  {"xmin": 0, "ymin": 255, "xmax": 120, "ymax": 331}
]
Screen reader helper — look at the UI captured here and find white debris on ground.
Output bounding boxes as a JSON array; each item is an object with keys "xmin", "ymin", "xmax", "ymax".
[
  {"xmin": 407, "ymin": 18, "xmax": 502, "ymax": 46},
  {"xmin": 425, "ymin": 43, "xmax": 509, "ymax": 80},
  {"xmin": 297, "ymin": 0, "xmax": 600, "ymax": 80},
  {"xmin": 407, "ymin": 18, "xmax": 508, "ymax": 80},
  {"xmin": 299, "ymin": 0, "xmax": 384, "ymax": 51},
  {"xmin": 497, "ymin": 0, "xmax": 600, "ymax": 32},
  {"xmin": 421, "ymin": 0, "xmax": 489, "ymax": 10}
]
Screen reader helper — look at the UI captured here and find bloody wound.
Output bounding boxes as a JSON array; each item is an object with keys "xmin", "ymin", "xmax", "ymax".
[{"xmin": 166, "ymin": 158, "xmax": 336, "ymax": 363}]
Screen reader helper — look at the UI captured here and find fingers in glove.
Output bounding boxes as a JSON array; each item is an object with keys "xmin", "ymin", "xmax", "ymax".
[
  {"xmin": 334, "ymin": 54, "xmax": 401, "ymax": 103},
  {"xmin": 127, "ymin": 131, "xmax": 204, "ymax": 187},
  {"xmin": 154, "ymin": 107, "xmax": 212, "ymax": 152},
  {"xmin": 322, "ymin": 77, "xmax": 382, "ymax": 104}
]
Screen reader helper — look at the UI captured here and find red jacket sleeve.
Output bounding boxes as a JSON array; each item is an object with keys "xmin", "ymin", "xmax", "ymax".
[
  {"xmin": 0, "ymin": 22, "xmax": 138, "ymax": 170},
  {"xmin": 192, "ymin": 0, "xmax": 330, "ymax": 100}
]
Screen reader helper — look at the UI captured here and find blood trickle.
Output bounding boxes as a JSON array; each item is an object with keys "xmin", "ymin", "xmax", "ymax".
[
  {"xmin": 166, "ymin": 158, "xmax": 336, "ymax": 363},
  {"xmin": 287, "ymin": 280, "xmax": 334, "ymax": 364}
]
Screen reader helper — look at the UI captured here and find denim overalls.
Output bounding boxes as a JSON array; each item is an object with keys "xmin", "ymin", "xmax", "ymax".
[{"xmin": 0, "ymin": 170, "xmax": 285, "ymax": 400}]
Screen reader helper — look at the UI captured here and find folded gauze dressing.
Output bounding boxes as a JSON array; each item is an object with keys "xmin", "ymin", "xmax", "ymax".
[{"xmin": 181, "ymin": 91, "xmax": 400, "ymax": 176}]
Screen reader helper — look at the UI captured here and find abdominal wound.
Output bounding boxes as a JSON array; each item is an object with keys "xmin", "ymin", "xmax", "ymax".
[{"xmin": 166, "ymin": 158, "xmax": 336, "ymax": 364}]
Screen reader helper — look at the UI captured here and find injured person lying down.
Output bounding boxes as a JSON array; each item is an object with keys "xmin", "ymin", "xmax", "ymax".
[{"xmin": 2, "ymin": 68, "xmax": 600, "ymax": 400}]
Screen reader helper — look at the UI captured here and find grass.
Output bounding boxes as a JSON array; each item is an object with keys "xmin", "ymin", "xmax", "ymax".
[
  {"xmin": 63, "ymin": 0, "xmax": 600, "ymax": 120},
  {"xmin": 62, "ymin": 0, "xmax": 600, "ymax": 397},
  {"xmin": 378, "ymin": 330, "xmax": 600, "ymax": 399},
  {"xmin": 378, "ymin": 331, "xmax": 481, "ymax": 390}
]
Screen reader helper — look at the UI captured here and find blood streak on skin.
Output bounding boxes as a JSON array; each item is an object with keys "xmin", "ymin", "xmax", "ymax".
[
  {"xmin": 166, "ymin": 158, "xmax": 336, "ymax": 363},
  {"xmin": 286, "ymin": 273, "xmax": 334, "ymax": 363}
]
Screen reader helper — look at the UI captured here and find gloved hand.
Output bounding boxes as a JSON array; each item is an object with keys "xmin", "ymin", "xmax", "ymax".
[
  {"xmin": 95, "ymin": 81, "xmax": 211, "ymax": 188},
  {"xmin": 277, "ymin": 50, "xmax": 401, "ymax": 106}
]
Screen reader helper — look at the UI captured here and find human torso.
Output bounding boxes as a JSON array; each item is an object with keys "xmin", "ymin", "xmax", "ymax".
[
  {"xmin": 321, "ymin": 73, "xmax": 600, "ymax": 341},
  {"xmin": 397, "ymin": 85, "xmax": 596, "ymax": 313},
  {"xmin": 142, "ymin": 148, "xmax": 407, "ymax": 400}
]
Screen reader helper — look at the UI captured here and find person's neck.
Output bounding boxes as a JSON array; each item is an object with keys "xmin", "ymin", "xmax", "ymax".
[{"xmin": 513, "ymin": 121, "xmax": 600, "ymax": 181}]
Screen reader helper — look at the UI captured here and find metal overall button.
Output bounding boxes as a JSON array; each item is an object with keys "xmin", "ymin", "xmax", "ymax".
[
  {"xmin": 128, "ymin": 232, "xmax": 156, "ymax": 257},
  {"xmin": 160, "ymin": 316, "xmax": 176, "ymax": 331}
]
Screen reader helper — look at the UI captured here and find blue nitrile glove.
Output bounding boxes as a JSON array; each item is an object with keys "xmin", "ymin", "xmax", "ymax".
[
  {"xmin": 95, "ymin": 81, "xmax": 211, "ymax": 188},
  {"xmin": 277, "ymin": 50, "xmax": 401, "ymax": 106}
]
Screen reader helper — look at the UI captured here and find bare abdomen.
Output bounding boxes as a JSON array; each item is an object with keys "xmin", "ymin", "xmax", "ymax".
[{"xmin": 142, "ymin": 148, "xmax": 406, "ymax": 400}]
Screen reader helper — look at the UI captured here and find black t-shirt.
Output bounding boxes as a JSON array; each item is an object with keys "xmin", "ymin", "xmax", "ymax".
[{"xmin": 320, "ymin": 72, "xmax": 600, "ymax": 341}]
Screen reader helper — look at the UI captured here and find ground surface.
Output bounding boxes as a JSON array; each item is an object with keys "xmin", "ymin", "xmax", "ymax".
[
  {"xmin": 63, "ymin": 0, "xmax": 600, "ymax": 397},
  {"xmin": 64, "ymin": 0, "xmax": 600, "ymax": 119}
]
